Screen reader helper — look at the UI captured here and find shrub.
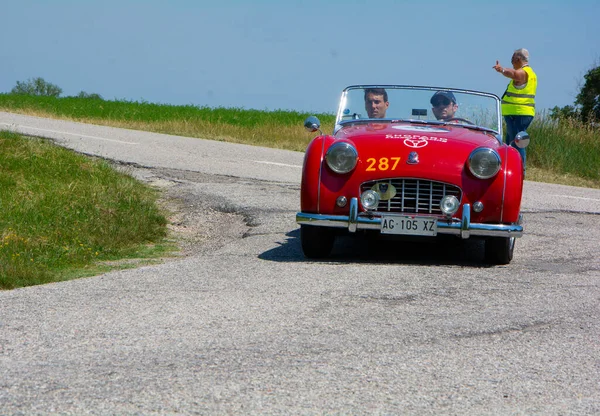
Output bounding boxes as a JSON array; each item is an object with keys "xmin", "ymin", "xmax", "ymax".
[{"xmin": 11, "ymin": 77, "xmax": 62, "ymax": 97}]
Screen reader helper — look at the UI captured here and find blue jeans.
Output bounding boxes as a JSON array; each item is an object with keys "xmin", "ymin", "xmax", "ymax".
[{"xmin": 504, "ymin": 115, "xmax": 533, "ymax": 170}]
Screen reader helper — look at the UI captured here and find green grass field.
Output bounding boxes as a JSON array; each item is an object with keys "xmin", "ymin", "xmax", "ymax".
[
  {"xmin": 0, "ymin": 130, "xmax": 172, "ymax": 288},
  {"xmin": 0, "ymin": 94, "xmax": 598, "ymax": 288},
  {"xmin": 527, "ymin": 115, "xmax": 600, "ymax": 185},
  {"xmin": 0, "ymin": 94, "xmax": 333, "ymax": 151}
]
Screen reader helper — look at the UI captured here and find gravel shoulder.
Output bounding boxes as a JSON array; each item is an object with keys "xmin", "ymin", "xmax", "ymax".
[{"xmin": 123, "ymin": 164, "xmax": 251, "ymax": 259}]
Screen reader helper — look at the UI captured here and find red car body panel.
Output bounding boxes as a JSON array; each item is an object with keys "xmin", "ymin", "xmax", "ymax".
[{"xmin": 300, "ymin": 122, "xmax": 524, "ymax": 224}]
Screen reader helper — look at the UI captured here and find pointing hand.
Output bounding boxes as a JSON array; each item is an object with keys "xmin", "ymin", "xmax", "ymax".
[{"xmin": 493, "ymin": 60, "xmax": 503, "ymax": 73}]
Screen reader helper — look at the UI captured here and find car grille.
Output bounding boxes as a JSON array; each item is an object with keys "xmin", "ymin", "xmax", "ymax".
[{"xmin": 360, "ymin": 178, "xmax": 462, "ymax": 214}]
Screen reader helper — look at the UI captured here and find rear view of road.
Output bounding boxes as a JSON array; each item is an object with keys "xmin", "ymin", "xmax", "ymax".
[{"xmin": 1, "ymin": 113, "xmax": 599, "ymax": 415}]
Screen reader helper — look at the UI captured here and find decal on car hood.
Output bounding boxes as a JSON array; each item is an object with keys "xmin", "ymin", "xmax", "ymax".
[{"xmin": 385, "ymin": 133, "xmax": 448, "ymax": 148}]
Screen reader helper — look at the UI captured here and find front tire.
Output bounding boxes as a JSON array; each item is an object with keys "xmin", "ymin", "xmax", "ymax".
[
  {"xmin": 484, "ymin": 236, "xmax": 515, "ymax": 265},
  {"xmin": 300, "ymin": 225, "xmax": 335, "ymax": 259}
]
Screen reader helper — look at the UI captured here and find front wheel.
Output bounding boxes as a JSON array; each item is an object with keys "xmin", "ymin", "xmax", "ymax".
[
  {"xmin": 484, "ymin": 236, "xmax": 515, "ymax": 265},
  {"xmin": 300, "ymin": 225, "xmax": 335, "ymax": 259}
]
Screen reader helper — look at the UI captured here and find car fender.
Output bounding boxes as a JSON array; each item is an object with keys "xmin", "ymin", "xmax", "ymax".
[
  {"xmin": 501, "ymin": 145, "xmax": 525, "ymax": 223},
  {"xmin": 300, "ymin": 135, "xmax": 335, "ymax": 213}
]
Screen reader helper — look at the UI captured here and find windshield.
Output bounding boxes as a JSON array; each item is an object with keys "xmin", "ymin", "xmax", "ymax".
[{"xmin": 336, "ymin": 85, "xmax": 502, "ymax": 134}]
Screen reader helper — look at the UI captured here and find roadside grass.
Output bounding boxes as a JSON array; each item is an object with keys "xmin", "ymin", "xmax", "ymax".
[
  {"xmin": 0, "ymin": 130, "xmax": 173, "ymax": 289},
  {"xmin": 0, "ymin": 94, "xmax": 335, "ymax": 152},
  {"xmin": 527, "ymin": 116, "xmax": 600, "ymax": 184}
]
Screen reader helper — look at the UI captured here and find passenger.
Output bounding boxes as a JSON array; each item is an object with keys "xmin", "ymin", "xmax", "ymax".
[{"xmin": 430, "ymin": 91, "xmax": 458, "ymax": 121}]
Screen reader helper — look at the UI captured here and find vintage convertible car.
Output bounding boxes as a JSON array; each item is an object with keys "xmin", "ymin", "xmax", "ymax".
[{"xmin": 296, "ymin": 85, "xmax": 529, "ymax": 264}]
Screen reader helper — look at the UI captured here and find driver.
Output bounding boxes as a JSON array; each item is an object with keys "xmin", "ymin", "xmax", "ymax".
[
  {"xmin": 364, "ymin": 88, "xmax": 389, "ymax": 118},
  {"xmin": 430, "ymin": 91, "xmax": 458, "ymax": 121}
]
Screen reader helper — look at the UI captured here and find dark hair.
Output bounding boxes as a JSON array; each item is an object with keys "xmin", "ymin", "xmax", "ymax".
[
  {"xmin": 430, "ymin": 90, "xmax": 457, "ymax": 105},
  {"xmin": 364, "ymin": 88, "xmax": 388, "ymax": 102}
]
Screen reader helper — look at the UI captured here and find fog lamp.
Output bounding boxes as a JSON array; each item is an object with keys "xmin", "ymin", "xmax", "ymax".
[
  {"xmin": 440, "ymin": 195, "xmax": 460, "ymax": 216},
  {"xmin": 360, "ymin": 190, "xmax": 380, "ymax": 210},
  {"xmin": 473, "ymin": 201, "xmax": 484, "ymax": 212}
]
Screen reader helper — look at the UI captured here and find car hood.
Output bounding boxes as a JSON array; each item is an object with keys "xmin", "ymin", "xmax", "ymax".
[
  {"xmin": 333, "ymin": 122, "xmax": 503, "ymax": 184},
  {"xmin": 335, "ymin": 122, "xmax": 500, "ymax": 150}
]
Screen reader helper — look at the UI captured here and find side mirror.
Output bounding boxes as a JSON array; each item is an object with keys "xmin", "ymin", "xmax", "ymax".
[
  {"xmin": 513, "ymin": 131, "xmax": 530, "ymax": 149},
  {"xmin": 303, "ymin": 116, "xmax": 321, "ymax": 133}
]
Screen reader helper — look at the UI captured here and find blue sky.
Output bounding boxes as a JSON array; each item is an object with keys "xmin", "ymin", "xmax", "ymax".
[{"xmin": 1, "ymin": 0, "xmax": 599, "ymax": 114}]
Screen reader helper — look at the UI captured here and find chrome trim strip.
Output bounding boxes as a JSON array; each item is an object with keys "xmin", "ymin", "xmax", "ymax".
[
  {"xmin": 316, "ymin": 138, "xmax": 325, "ymax": 214},
  {"xmin": 348, "ymin": 197, "xmax": 358, "ymax": 232},
  {"xmin": 461, "ymin": 203, "xmax": 471, "ymax": 239}
]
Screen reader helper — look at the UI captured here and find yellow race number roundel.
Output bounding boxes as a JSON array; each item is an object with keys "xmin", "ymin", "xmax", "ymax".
[{"xmin": 371, "ymin": 183, "xmax": 397, "ymax": 201}]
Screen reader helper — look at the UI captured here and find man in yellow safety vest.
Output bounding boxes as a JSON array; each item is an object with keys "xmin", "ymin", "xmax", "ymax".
[{"xmin": 493, "ymin": 48, "xmax": 537, "ymax": 170}]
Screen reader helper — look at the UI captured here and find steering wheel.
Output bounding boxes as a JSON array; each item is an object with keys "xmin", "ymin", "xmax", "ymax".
[{"xmin": 446, "ymin": 117, "xmax": 474, "ymax": 125}]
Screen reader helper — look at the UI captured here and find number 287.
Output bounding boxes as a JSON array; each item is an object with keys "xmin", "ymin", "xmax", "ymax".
[{"xmin": 365, "ymin": 157, "xmax": 401, "ymax": 171}]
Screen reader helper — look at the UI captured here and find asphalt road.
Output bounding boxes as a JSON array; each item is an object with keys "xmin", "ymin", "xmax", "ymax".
[{"xmin": 1, "ymin": 112, "xmax": 599, "ymax": 415}]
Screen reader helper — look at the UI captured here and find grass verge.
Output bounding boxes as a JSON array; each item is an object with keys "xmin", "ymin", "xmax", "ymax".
[
  {"xmin": 527, "ymin": 116, "xmax": 600, "ymax": 184},
  {"xmin": 0, "ymin": 130, "xmax": 173, "ymax": 289}
]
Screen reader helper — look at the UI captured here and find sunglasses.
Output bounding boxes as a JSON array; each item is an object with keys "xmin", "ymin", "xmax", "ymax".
[{"xmin": 432, "ymin": 98, "xmax": 452, "ymax": 107}]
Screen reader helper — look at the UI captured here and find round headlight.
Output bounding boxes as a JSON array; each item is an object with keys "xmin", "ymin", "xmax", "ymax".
[
  {"xmin": 468, "ymin": 148, "xmax": 501, "ymax": 179},
  {"xmin": 440, "ymin": 195, "xmax": 460, "ymax": 216},
  {"xmin": 325, "ymin": 142, "xmax": 358, "ymax": 174},
  {"xmin": 360, "ymin": 190, "xmax": 380, "ymax": 210}
]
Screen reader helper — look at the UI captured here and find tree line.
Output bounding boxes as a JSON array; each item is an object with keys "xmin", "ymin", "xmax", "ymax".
[
  {"xmin": 550, "ymin": 65, "xmax": 600, "ymax": 123},
  {"xmin": 9, "ymin": 77, "xmax": 103, "ymax": 100}
]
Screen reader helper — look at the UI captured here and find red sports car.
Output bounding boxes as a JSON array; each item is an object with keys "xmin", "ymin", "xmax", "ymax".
[{"xmin": 296, "ymin": 85, "xmax": 529, "ymax": 264}]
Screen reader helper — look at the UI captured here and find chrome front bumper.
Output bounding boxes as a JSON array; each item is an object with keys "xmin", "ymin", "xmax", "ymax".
[{"xmin": 296, "ymin": 198, "xmax": 523, "ymax": 239}]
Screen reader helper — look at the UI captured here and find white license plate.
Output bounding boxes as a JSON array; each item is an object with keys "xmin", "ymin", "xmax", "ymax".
[{"xmin": 381, "ymin": 215, "xmax": 437, "ymax": 236}]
